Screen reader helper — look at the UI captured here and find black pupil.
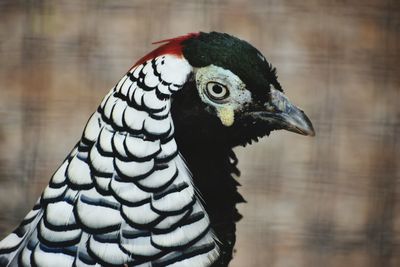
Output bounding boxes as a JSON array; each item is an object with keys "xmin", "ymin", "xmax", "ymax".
[{"xmin": 212, "ymin": 84, "xmax": 223, "ymax": 95}]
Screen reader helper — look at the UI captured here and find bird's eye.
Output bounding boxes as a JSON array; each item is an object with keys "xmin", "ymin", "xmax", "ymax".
[{"xmin": 206, "ymin": 82, "xmax": 229, "ymax": 101}]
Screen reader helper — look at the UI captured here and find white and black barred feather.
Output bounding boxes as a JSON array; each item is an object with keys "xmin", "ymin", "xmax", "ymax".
[{"xmin": 0, "ymin": 55, "xmax": 219, "ymax": 267}]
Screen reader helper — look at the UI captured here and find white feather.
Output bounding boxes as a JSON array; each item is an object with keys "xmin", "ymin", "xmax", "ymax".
[
  {"xmin": 133, "ymin": 87, "xmax": 145, "ymax": 107},
  {"xmin": 152, "ymin": 101, "xmax": 171, "ymax": 117},
  {"xmin": 119, "ymin": 77, "xmax": 133, "ymax": 97},
  {"xmin": 103, "ymin": 94, "xmax": 118, "ymax": 121},
  {"xmin": 124, "ymin": 135, "xmax": 160, "ymax": 159},
  {"xmin": 98, "ymin": 128, "xmax": 113, "ymax": 154},
  {"xmin": 157, "ymin": 138, "xmax": 177, "ymax": 160},
  {"xmin": 66, "ymin": 156, "xmax": 92, "ymax": 186},
  {"xmin": 151, "ymin": 214, "xmax": 209, "ymax": 249},
  {"xmin": 109, "ymin": 178, "xmax": 150, "ymax": 204},
  {"xmin": 76, "ymin": 189, "xmax": 121, "ymax": 230},
  {"xmin": 42, "ymin": 184, "xmax": 67, "ymax": 201},
  {"xmin": 168, "ymin": 83, "xmax": 182, "ymax": 92},
  {"xmin": 120, "ymin": 235, "xmax": 160, "ymax": 257},
  {"xmin": 83, "ymin": 112, "xmax": 102, "ymax": 142},
  {"xmin": 122, "ymin": 203, "xmax": 159, "ymax": 225},
  {"xmin": 39, "ymin": 220, "xmax": 81, "ymax": 244},
  {"xmin": 143, "ymin": 68, "xmax": 160, "ymax": 88},
  {"xmin": 93, "ymin": 175, "xmax": 111, "ymax": 192},
  {"xmin": 33, "ymin": 244, "xmax": 74, "ymax": 267},
  {"xmin": 142, "ymin": 90, "xmax": 167, "ymax": 111},
  {"xmin": 87, "ymin": 236, "xmax": 129, "ymax": 266},
  {"xmin": 143, "ymin": 116, "xmax": 171, "ymax": 136},
  {"xmin": 156, "ymin": 55, "xmax": 192, "ymax": 85},
  {"xmin": 150, "ymin": 183, "xmax": 194, "ymax": 214},
  {"xmin": 90, "ymin": 145, "xmax": 114, "ymax": 174},
  {"xmin": 157, "ymin": 82, "xmax": 171, "ymax": 96},
  {"xmin": 45, "ymin": 201, "xmax": 76, "ymax": 227},
  {"xmin": 114, "ymin": 158, "xmax": 154, "ymax": 179},
  {"xmin": 74, "ymin": 232, "xmax": 93, "ymax": 267},
  {"xmin": 120, "ymin": 221, "xmax": 160, "ymax": 258},
  {"xmin": 0, "ymin": 233, "xmax": 24, "ymax": 251},
  {"xmin": 159, "ymin": 231, "xmax": 219, "ymax": 267},
  {"xmin": 168, "ymin": 246, "xmax": 219, "ymax": 267},
  {"xmin": 153, "ymin": 209, "xmax": 190, "ymax": 231},
  {"xmin": 128, "ymin": 81, "xmax": 136, "ymax": 102},
  {"xmin": 111, "ymin": 99, "xmax": 127, "ymax": 128},
  {"xmin": 123, "ymin": 106, "xmax": 148, "ymax": 132},
  {"xmin": 20, "ymin": 245, "xmax": 32, "ymax": 267},
  {"xmin": 136, "ymin": 160, "xmax": 177, "ymax": 189},
  {"xmin": 51, "ymin": 160, "xmax": 68, "ymax": 185},
  {"xmin": 112, "ymin": 132, "xmax": 128, "ymax": 158}
]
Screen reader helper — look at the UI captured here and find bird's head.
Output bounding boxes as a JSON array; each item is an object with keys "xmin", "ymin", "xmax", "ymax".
[{"xmin": 134, "ymin": 32, "xmax": 315, "ymax": 148}]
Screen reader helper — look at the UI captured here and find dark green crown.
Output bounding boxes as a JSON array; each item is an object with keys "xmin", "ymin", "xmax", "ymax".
[{"xmin": 182, "ymin": 32, "xmax": 282, "ymax": 101}]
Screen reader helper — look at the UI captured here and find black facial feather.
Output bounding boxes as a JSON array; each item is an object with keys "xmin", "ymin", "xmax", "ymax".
[{"xmin": 182, "ymin": 31, "xmax": 282, "ymax": 103}]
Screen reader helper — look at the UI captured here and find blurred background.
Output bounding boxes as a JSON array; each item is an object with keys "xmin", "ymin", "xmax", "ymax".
[{"xmin": 0, "ymin": 0, "xmax": 399, "ymax": 266}]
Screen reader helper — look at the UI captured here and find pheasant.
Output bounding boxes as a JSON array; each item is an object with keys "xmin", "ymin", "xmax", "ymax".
[{"xmin": 0, "ymin": 32, "xmax": 314, "ymax": 267}]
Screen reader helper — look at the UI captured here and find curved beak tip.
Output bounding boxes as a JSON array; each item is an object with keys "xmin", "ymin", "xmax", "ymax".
[
  {"xmin": 286, "ymin": 110, "xmax": 316, "ymax": 137},
  {"xmin": 297, "ymin": 112, "xmax": 315, "ymax": 136},
  {"xmin": 297, "ymin": 123, "xmax": 316, "ymax": 137}
]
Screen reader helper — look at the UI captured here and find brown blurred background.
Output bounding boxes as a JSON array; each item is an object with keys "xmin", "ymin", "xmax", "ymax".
[{"xmin": 0, "ymin": 1, "xmax": 399, "ymax": 266}]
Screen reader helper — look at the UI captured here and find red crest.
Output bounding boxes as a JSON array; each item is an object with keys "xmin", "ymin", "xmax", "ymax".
[{"xmin": 132, "ymin": 32, "xmax": 200, "ymax": 68}]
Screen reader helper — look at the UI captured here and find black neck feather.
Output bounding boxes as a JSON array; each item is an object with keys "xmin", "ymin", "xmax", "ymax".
[{"xmin": 171, "ymin": 84, "xmax": 245, "ymax": 266}]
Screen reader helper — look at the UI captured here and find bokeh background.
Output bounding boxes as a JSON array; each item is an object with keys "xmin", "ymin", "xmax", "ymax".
[{"xmin": 0, "ymin": 1, "xmax": 399, "ymax": 266}]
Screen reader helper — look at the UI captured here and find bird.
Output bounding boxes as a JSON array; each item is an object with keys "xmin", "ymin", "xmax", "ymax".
[{"xmin": 0, "ymin": 31, "xmax": 314, "ymax": 267}]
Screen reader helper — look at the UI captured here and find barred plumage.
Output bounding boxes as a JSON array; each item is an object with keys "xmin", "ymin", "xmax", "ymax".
[{"xmin": 0, "ymin": 54, "xmax": 219, "ymax": 267}]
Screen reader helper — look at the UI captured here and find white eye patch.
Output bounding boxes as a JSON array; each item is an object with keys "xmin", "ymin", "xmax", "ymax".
[{"xmin": 194, "ymin": 65, "xmax": 252, "ymax": 127}]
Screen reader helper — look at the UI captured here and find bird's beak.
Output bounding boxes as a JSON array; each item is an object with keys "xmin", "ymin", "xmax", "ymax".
[{"xmin": 250, "ymin": 88, "xmax": 315, "ymax": 136}]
